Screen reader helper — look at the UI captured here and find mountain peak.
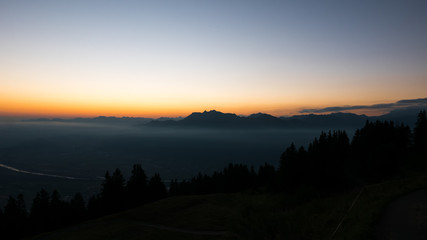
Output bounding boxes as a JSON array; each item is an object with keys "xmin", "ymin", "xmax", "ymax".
[
  {"xmin": 248, "ymin": 112, "xmax": 274, "ymax": 118},
  {"xmin": 202, "ymin": 110, "xmax": 222, "ymax": 114},
  {"xmin": 182, "ymin": 110, "xmax": 239, "ymax": 125}
]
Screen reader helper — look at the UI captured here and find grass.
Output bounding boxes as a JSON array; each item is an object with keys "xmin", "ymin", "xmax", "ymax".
[
  {"xmin": 28, "ymin": 174, "xmax": 427, "ymax": 240},
  {"xmin": 335, "ymin": 175, "xmax": 427, "ymax": 240},
  {"xmin": 29, "ymin": 194, "xmax": 240, "ymax": 240},
  {"xmin": 27, "ymin": 192, "xmax": 355, "ymax": 240}
]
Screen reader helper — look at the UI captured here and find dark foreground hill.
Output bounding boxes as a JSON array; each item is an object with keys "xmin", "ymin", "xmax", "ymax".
[{"xmin": 27, "ymin": 175, "xmax": 427, "ymax": 240}]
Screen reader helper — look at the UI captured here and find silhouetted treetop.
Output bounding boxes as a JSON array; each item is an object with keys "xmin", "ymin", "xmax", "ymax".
[
  {"xmin": 414, "ymin": 110, "xmax": 427, "ymax": 151},
  {"xmin": 148, "ymin": 173, "xmax": 167, "ymax": 201},
  {"xmin": 126, "ymin": 164, "xmax": 149, "ymax": 207}
]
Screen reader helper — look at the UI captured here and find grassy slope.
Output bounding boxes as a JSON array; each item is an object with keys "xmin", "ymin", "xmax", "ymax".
[
  {"xmin": 28, "ymin": 192, "xmax": 355, "ymax": 240},
  {"xmin": 29, "ymin": 175, "xmax": 427, "ymax": 240},
  {"xmin": 335, "ymin": 175, "xmax": 427, "ymax": 239}
]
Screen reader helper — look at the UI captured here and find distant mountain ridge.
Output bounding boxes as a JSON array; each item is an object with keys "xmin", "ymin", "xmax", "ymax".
[
  {"xmin": 147, "ymin": 110, "xmax": 287, "ymax": 128},
  {"xmin": 24, "ymin": 116, "xmax": 183, "ymax": 125},
  {"xmin": 24, "ymin": 107, "xmax": 425, "ymax": 129},
  {"xmin": 146, "ymin": 110, "xmax": 366, "ymax": 129},
  {"xmin": 374, "ymin": 107, "xmax": 424, "ymax": 125},
  {"xmin": 285, "ymin": 112, "xmax": 369, "ymax": 128},
  {"xmin": 146, "ymin": 108, "xmax": 425, "ymax": 129}
]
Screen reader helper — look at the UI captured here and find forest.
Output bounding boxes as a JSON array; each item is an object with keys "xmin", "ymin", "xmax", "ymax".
[{"xmin": 0, "ymin": 111, "xmax": 426, "ymax": 239}]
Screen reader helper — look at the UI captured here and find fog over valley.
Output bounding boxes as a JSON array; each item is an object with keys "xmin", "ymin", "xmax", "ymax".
[
  {"xmin": 0, "ymin": 119, "xmax": 332, "ymax": 205},
  {"xmin": 0, "ymin": 105, "xmax": 423, "ymax": 206}
]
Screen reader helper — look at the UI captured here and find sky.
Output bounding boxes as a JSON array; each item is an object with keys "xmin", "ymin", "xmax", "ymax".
[{"xmin": 1, "ymin": 0, "xmax": 426, "ymax": 118}]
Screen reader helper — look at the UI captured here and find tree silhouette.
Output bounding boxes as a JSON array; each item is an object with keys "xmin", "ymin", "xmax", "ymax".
[
  {"xmin": 169, "ymin": 179, "xmax": 180, "ymax": 196},
  {"xmin": 3, "ymin": 194, "xmax": 27, "ymax": 239},
  {"xmin": 29, "ymin": 189, "xmax": 50, "ymax": 233},
  {"xmin": 352, "ymin": 120, "xmax": 410, "ymax": 182},
  {"xmin": 414, "ymin": 110, "xmax": 427, "ymax": 152},
  {"xmin": 279, "ymin": 143, "xmax": 300, "ymax": 191},
  {"xmin": 278, "ymin": 130, "xmax": 352, "ymax": 192},
  {"xmin": 100, "ymin": 168, "xmax": 125, "ymax": 212},
  {"xmin": 126, "ymin": 164, "xmax": 148, "ymax": 207},
  {"xmin": 49, "ymin": 190, "xmax": 67, "ymax": 229},
  {"xmin": 147, "ymin": 173, "xmax": 167, "ymax": 201},
  {"xmin": 223, "ymin": 163, "xmax": 253, "ymax": 192},
  {"xmin": 257, "ymin": 163, "xmax": 277, "ymax": 191},
  {"xmin": 87, "ymin": 194, "xmax": 102, "ymax": 218},
  {"xmin": 69, "ymin": 192, "xmax": 86, "ymax": 223},
  {"xmin": 0, "ymin": 208, "xmax": 3, "ymax": 236}
]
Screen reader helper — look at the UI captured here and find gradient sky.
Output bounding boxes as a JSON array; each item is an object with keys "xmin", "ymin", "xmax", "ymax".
[{"xmin": 1, "ymin": 0, "xmax": 426, "ymax": 117}]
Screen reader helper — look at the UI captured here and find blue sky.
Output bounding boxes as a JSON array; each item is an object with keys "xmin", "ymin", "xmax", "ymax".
[{"xmin": 1, "ymin": 0, "xmax": 426, "ymax": 117}]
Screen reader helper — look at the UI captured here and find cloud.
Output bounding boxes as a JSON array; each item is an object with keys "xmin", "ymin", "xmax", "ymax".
[{"xmin": 300, "ymin": 98, "xmax": 427, "ymax": 114}]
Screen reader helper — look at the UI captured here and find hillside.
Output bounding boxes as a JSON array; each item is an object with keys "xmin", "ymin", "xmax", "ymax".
[
  {"xmin": 28, "ymin": 174, "xmax": 427, "ymax": 240},
  {"xmin": 27, "ymin": 192, "xmax": 352, "ymax": 240}
]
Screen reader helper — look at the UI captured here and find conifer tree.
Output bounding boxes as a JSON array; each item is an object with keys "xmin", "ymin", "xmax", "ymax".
[
  {"xmin": 126, "ymin": 164, "xmax": 148, "ymax": 207},
  {"xmin": 148, "ymin": 173, "xmax": 167, "ymax": 201},
  {"xmin": 414, "ymin": 110, "xmax": 427, "ymax": 151}
]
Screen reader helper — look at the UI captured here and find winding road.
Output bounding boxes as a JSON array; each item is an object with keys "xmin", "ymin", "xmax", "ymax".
[
  {"xmin": 0, "ymin": 163, "xmax": 91, "ymax": 180},
  {"xmin": 375, "ymin": 188, "xmax": 427, "ymax": 240}
]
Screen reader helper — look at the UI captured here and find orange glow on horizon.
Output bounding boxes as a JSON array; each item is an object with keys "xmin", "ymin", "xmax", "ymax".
[
  {"xmin": 0, "ymin": 93, "xmax": 309, "ymax": 118},
  {"xmin": 2, "ymin": 74, "xmax": 426, "ymax": 118},
  {"xmin": 0, "ymin": 94, "xmax": 401, "ymax": 118}
]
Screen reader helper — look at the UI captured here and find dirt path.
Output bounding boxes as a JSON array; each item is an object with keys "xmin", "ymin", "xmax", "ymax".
[
  {"xmin": 138, "ymin": 222, "xmax": 229, "ymax": 236},
  {"xmin": 31, "ymin": 221, "xmax": 230, "ymax": 239},
  {"xmin": 375, "ymin": 188, "xmax": 427, "ymax": 240}
]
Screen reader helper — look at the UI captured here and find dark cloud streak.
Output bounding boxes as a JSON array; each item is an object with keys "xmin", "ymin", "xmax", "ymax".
[{"xmin": 300, "ymin": 98, "xmax": 427, "ymax": 114}]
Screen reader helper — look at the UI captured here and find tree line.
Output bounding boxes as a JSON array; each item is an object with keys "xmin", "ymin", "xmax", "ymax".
[
  {"xmin": 170, "ymin": 111, "xmax": 426, "ymax": 195},
  {"xmin": 0, "ymin": 165, "xmax": 167, "ymax": 239},
  {"xmin": 1, "ymin": 111, "xmax": 426, "ymax": 239}
]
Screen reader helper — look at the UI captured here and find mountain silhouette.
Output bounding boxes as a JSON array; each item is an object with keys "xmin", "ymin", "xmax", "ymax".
[
  {"xmin": 146, "ymin": 109, "xmax": 427, "ymax": 129},
  {"xmin": 284, "ymin": 112, "xmax": 369, "ymax": 128},
  {"xmin": 182, "ymin": 110, "xmax": 240, "ymax": 124},
  {"xmin": 25, "ymin": 107, "xmax": 426, "ymax": 129},
  {"xmin": 375, "ymin": 107, "xmax": 427, "ymax": 126},
  {"xmin": 146, "ymin": 110, "xmax": 367, "ymax": 129},
  {"xmin": 147, "ymin": 110, "xmax": 243, "ymax": 128}
]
